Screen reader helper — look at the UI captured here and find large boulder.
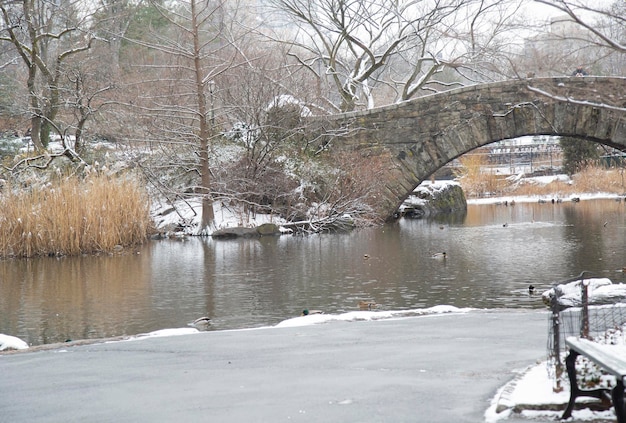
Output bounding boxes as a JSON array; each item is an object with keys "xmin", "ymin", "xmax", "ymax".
[
  {"xmin": 212, "ymin": 223, "xmax": 282, "ymax": 239},
  {"xmin": 211, "ymin": 227, "xmax": 259, "ymax": 238},
  {"xmin": 541, "ymin": 278, "xmax": 626, "ymax": 309},
  {"xmin": 256, "ymin": 223, "xmax": 282, "ymax": 236},
  {"xmin": 400, "ymin": 181, "xmax": 467, "ymax": 218}
]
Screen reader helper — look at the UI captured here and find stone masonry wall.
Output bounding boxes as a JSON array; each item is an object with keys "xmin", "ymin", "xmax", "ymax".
[{"xmin": 317, "ymin": 77, "xmax": 626, "ymax": 220}]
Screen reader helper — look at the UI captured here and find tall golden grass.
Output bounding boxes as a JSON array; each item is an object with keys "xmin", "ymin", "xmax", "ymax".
[
  {"xmin": 458, "ymin": 162, "xmax": 626, "ymax": 198},
  {"xmin": 455, "ymin": 154, "xmax": 508, "ymax": 197},
  {"xmin": 0, "ymin": 173, "xmax": 151, "ymax": 258}
]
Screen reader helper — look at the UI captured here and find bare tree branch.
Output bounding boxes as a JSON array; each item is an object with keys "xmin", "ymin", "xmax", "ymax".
[{"xmin": 533, "ymin": 0, "xmax": 625, "ymax": 53}]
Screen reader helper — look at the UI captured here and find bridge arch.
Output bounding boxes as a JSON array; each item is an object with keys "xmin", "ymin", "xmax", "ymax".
[{"xmin": 325, "ymin": 77, "xmax": 626, "ymax": 220}]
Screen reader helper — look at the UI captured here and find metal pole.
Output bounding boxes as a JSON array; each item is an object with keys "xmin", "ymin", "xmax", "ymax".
[
  {"xmin": 581, "ymin": 279, "xmax": 590, "ymax": 339},
  {"xmin": 551, "ymin": 286, "xmax": 563, "ymax": 392}
]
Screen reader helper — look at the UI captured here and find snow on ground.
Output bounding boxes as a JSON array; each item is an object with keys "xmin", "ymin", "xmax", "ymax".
[
  {"xmin": 2, "ymin": 305, "xmax": 621, "ymax": 421},
  {"xmin": 274, "ymin": 305, "xmax": 471, "ymax": 328},
  {"xmin": 129, "ymin": 328, "xmax": 200, "ymax": 340},
  {"xmin": 152, "ymin": 198, "xmax": 288, "ymax": 235},
  {"xmin": 487, "ymin": 276, "xmax": 626, "ymax": 422},
  {"xmin": 0, "ymin": 334, "xmax": 29, "ymax": 351},
  {"xmin": 468, "ymin": 191, "xmax": 622, "ymax": 206},
  {"xmin": 5, "ymin": 140, "xmax": 624, "ymax": 420},
  {"xmin": 484, "ymin": 360, "xmax": 617, "ymax": 422},
  {"xmin": 467, "ymin": 173, "xmax": 623, "ymax": 205}
]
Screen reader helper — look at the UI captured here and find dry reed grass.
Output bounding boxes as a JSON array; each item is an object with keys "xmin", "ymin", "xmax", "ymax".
[
  {"xmin": 455, "ymin": 154, "xmax": 508, "ymax": 197},
  {"xmin": 0, "ymin": 173, "xmax": 151, "ymax": 258},
  {"xmin": 459, "ymin": 164, "xmax": 626, "ymax": 199}
]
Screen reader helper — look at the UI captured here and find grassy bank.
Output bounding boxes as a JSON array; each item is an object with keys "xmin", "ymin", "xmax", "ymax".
[
  {"xmin": 507, "ymin": 166, "xmax": 626, "ymax": 198},
  {"xmin": 457, "ymin": 155, "xmax": 626, "ymax": 198},
  {"xmin": 0, "ymin": 174, "xmax": 151, "ymax": 258}
]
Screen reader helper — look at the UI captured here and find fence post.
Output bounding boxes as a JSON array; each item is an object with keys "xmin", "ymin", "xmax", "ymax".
[
  {"xmin": 581, "ymin": 279, "xmax": 590, "ymax": 339},
  {"xmin": 551, "ymin": 286, "xmax": 563, "ymax": 392}
]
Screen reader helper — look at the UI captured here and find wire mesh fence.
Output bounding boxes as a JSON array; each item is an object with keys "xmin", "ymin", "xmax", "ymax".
[
  {"xmin": 548, "ymin": 303, "xmax": 626, "ymax": 356},
  {"xmin": 546, "ymin": 272, "xmax": 626, "ymax": 391}
]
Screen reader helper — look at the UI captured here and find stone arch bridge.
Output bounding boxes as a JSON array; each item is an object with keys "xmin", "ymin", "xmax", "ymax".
[{"xmin": 318, "ymin": 77, "xmax": 626, "ymax": 220}]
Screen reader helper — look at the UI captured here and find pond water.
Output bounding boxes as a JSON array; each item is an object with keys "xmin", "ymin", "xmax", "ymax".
[{"xmin": 1, "ymin": 198, "xmax": 624, "ymax": 346}]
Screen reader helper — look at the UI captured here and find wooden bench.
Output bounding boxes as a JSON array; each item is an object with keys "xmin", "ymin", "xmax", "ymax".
[{"xmin": 563, "ymin": 337, "xmax": 626, "ymax": 422}]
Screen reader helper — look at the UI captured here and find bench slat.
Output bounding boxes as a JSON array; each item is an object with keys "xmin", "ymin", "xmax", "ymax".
[{"xmin": 566, "ymin": 337, "xmax": 626, "ymax": 378}]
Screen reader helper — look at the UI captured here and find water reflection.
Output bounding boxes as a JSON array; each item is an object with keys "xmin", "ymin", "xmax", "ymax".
[
  {"xmin": 1, "ymin": 199, "xmax": 624, "ymax": 346},
  {"xmin": 0, "ymin": 253, "xmax": 152, "ymax": 344}
]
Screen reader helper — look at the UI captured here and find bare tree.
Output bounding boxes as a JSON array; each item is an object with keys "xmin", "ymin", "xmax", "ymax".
[
  {"xmin": 125, "ymin": 0, "xmax": 247, "ymax": 233},
  {"xmin": 512, "ymin": 0, "xmax": 625, "ymax": 78},
  {"xmin": 446, "ymin": 0, "xmax": 532, "ymax": 81},
  {"xmin": 263, "ymin": 0, "xmax": 471, "ymax": 111},
  {"xmin": 0, "ymin": 40, "xmax": 22, "ymax": 130},
  {"xmin": 520, "ymin": 0, "xmax": 626, "ymax": 115},
  {"xmin": 91, "ymin": 0, "xmax": 143, "ymax": 72},
  {"xmin": 0, "ymin": 0, "xmax": 98, "ymax": 151},
  {"xmin": 263, "ymin": 0, "xmax": 530, "ymax": 112},
  {"xmin": 62, "ymin": 61, "xmax": 116, "ymax": 155},
  {"xmin": 534, "ymin": 0, "xmax": 625, "ymax": 54}
]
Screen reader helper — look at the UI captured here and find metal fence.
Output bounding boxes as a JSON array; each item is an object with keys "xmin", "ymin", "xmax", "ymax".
[{"xmin": 546, "ymin": 272, "xmax": 626, "ymax": 391}]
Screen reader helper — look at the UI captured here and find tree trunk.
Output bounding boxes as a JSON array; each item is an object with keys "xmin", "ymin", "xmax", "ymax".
[
  {"xmin": 26, "ymin": 66, "xmax": 44, "ymax": 151},
  {"xmin": 192, "ymin": 0, "xmax": 215, "ymax": 231}
]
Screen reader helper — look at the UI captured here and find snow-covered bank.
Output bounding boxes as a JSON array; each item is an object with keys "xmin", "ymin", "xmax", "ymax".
[
  {"xmin": 128, "ymin": 327, "xmax": 200, "ymax": 340},
  {"xmin": 0, "ymin": 334, "xmax": 29, "ymax": 351},
  {"xmin": 468, "ymin": 191, "xmax": 623, "ymax": 206},
  {"xmin": 151, "ymin": 198, "xmax": 288, "ymax": 236},
  {"xmin": 151, "ymin": 173, "xmax": 625, "ymax": 236},
  {"xmin": 467, "ymin": 173, "xmax": 625, "ymax": 205},
  {"xmin": 275, "ymin": 305, "xmax": 472, "ymax": 328}
]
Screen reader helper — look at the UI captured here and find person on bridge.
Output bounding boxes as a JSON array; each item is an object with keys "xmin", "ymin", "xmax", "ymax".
[{"xmin": 572, "ymin": 66, "xmax": 588, "ymax": 77}]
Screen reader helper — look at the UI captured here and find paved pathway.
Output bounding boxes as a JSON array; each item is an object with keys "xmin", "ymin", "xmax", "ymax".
[{"xmin": 1, "ymin": 310, "xmax": 549, "ymax": 423}]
